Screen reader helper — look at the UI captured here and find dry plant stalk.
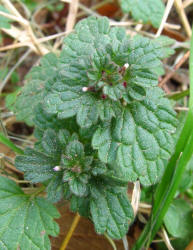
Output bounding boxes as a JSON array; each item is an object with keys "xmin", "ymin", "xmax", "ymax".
[
  {"xmin": 0, "ymin": 31, "xmax": 69, "ymax": 52},
  {"xmin": 65, "ymin": 0, "xmax": 79, "ymax": 33},
  {"xmin": 183, "ymin": 0, "xmax": 193, "ymax": 8},
  {"xmin": 0, "ymin": 0, "xmax": 47, "ymax": 55},
  {"xmin": 156, "ymin": 0, "xmax": 175, "ymax": 37},
  {"xmin": 159, "ymin": 50, "xmax": 190, "ymax": 87},
  {"xmin": 159, "ymin": 228, "xmax": 175, "ymax": 250},
  {"xmin": 131, "ymin": 181, "xmax": 141, "ymax": 217},
  {"xmin": 174, "ymin": 0, "xmax": 192, "ymax": 37}
]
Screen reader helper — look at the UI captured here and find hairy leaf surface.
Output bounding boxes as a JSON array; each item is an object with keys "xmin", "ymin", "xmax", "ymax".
[
  {"xmin": 120, "ymin": 0, "xmax": 165, "ymax": 28},
  {"xmin": 92, "ymin": 88, "xmax": 177, "ymax": 185},
  {"xmin": 13, "ymin": 53, "xmax": 58, "ymax": 125},
  {"xmin": 90, "ymin": 185, "xmax": 133, "ymax": 239},
  {"xmin": 42, "ymin": 17, "xmax": 174, "ymax": 127},
  {"xmin": 0, "ymin": 176, "xmax": 60, "ymax": 250}
]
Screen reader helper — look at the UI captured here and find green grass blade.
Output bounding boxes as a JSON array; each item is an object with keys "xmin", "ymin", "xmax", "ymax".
[
  {"xmin": 151, "ymin": 132, "xmax": 193, "ymax": 235},
  {"xmin": 133, "ymin": 27, "xmax": 193, "ymax": 250},
  {"xmin": 167, "ymin": 89, "xmax": 189, "ymax": 100},
  {"xmin": 0, "ymin": 132, "xmax": 24, "ymax": 154}
]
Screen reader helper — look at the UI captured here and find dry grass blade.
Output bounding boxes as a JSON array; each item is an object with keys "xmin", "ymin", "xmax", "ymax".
[
  {"xmin": 1, "ymin": 0, "xmax": 23, "ymax": 18},
  {"xmin": 159, "ymin": 50, "xmax": 190, "ymax": 87},
  {"xmin": 0, "ymin": 10, "xmax": 28, "ymax": 25},
  {"xmin": 131, "ymin": 181, "xmax": 141, "ymax": 217},
  {"xmin": 0, "ymin": 31, "xmax": 69, "ymax": 52},
  {"xmin": 0, "ymin": 0, "xmax": 47, "ymax": 55},
  {"xmin": 0, "ymin": 49, "xmax": 32, "ymax": 93},
  {"xmin": 156, "ymin": 0, "xmax": 175, "ymax": 37},
  {"xmin": 65, "ymin": 0, "xmax": 79, "ymax": 33},
  {"xmin": 174, "ymin": 0, "xmax": 192, "ymax": 37},
  {"xmin": 159, "ymin": 228, "xmax": 174, "ymax": 250},
  {"xmin": 183, "ymin": 0, "xmax": 193, "ymax": 8}
]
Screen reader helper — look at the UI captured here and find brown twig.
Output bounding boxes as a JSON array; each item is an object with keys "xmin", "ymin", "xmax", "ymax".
[
  {"xmin": 159, "ymin": 50, "xmax": 190, "ymax": 87},
  {"xmin": 65, "ymin": 0, "xmax": 79, "ymax": 33}
]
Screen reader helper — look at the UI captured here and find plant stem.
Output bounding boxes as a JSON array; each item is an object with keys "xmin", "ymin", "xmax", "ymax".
[
  {"xmin": 104, "ymin": 232, "xmax": 117, "ymax": 250},
  {"xmin": 60, "ymin": 213, "xmax": 80, "ymax": 250}
]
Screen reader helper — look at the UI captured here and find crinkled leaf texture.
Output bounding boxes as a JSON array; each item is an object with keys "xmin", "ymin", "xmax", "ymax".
[
  {"xmin": 0, "ymin": 176, "xmax": 60, "ymax": 250},
  {"xmin": 120, "ymin": 0, "xmax": 165, "ymax": 28},
  {"xmin": 13, "ymin": 53, "xmax": 58, "ymax": 126},
  {"xmin": 15, "ymin": 129, "xmax": 64, "ymax": 183},
  {"xmin": 92, "ymin": 88, "xmax": 177, "ymax": 186},
  {"xmin": 15, "ymin": 129, "xmax": 101, "ymax": 200},
  {"xmin": 15, "ymin": 128, "xmax": 134, "ymax": 239},
  {"xmin": 42, "ymin": 17, "xmax": 174, "ymax": 128},
  {"xmin": 13, "ymin": 16, "xmax": 177, "ymax": 240},
  {"xmin": 90, "ymin": 185, "xmax": 133, "ymax": 239},
  {"xmin": 12, "ymin": 17, "xmax": 174, "ymax": 128}
]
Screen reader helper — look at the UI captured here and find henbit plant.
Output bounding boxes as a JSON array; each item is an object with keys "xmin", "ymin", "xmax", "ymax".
[{"xmin": 0, "ymin": 16, "xmax": 178, "ymax": 249}]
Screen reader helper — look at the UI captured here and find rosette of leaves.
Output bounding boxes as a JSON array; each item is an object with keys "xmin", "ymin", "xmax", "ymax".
[
  {"xmin": 15, "ymin": 128, "xmax": 134, "ymax": 239},
  {"xmin": 43, "ymin": 18, "xmax": 174, "ymax": 127},
  {"xmin": 13, "ymin": 16, "xmax": 178, "ymax": 242},
  {"xmin": 15, "ymin": 129, "xmax": 96, "ymax": 198}
]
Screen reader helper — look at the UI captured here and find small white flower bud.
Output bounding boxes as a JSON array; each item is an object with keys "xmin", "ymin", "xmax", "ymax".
[
  {"xmin": 82, "ymin": 87, "xmax": 88, "ymax": 92},
  {"xmin": 53, "ymin": 166, "xmax": 61, "ymax": 171},
  {"xmin": 124, "ymin": 63, "xmax": 129, "ymax": 69}
]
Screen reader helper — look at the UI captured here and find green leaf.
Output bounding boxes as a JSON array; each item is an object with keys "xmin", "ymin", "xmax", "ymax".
[
  {"xmin": 15, "ymin": 129, "xmax": 64, "ymax": 183},
  {"xmin": 5, "ymin": 88, "xmax": 21, "ymax": 110},
  {"xmin": 90, "ymin": 185, "xmax": 134, "ymax": 239},
  {"xmin": 33, "ymin": 104, "xmax": 79, "ymax": 139},
  {"xmin": 120, "ymin": 0, "xmax": 165, "ymax": 28},
  {"xmin": 0, "ymin": 132, "xmax": 24, "ymax": 155},
  {"xmin": 178, "ymin": 155, "xmax": 193, "ymax": 192},
  {"xmin": 15, "ymin": 129, "xmax": 95, "ymax": 198},
  {"xmin": 127, "ymin": 35, "xmax": 174, "ymax": 75},
  {"xmin": 66, "ymin": 140, "xmax": 84, "ymax": 158},
  {"xmin": 13, "ymin": 53, "xmax": 58, "ymax": 125},
  {"xmin": 46, "ymin": 174, "xmax": 65, "ymax": 203},
  {"xmin": 0, "ymin": 67, "xmax": 8, "ymax": 82},
  {"xmin": 92, "ymin": 88, "xmax": 177, "ymax": 185},
  {"xmin": 11, "ymin": 71, "xmax": 20, "ymax": 84},
  {"xmin": 70, "ymin": 195, "xmax": 90, "ymax": 217},
  {"xmin": 15, "ymin": 147, "xmax": 57, "ymax": 182},
  {"xmin": 69, "ymin": 177, "xmax": 88, "ymax": 196},
  {"xmin": 164, "ymin": 199, "xmax": 193, "ymax": 238},
  {"xmin": 91, "ymin": 160, "xmax": 107, "ymax": 176},
  {"xmin": 41, "ymin": 17, "xmax": 174, "ymax": 127},
  {"xmin": 0, "ymin": 176, "xmax": 60, "ymax": 250},
  {"xmin": 0, "ymin": 5, "xmax": 12, "ymax": 29},
  {"xmin": 97, "ymin": 99, "xmax": 121, "ymax": 121}
]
